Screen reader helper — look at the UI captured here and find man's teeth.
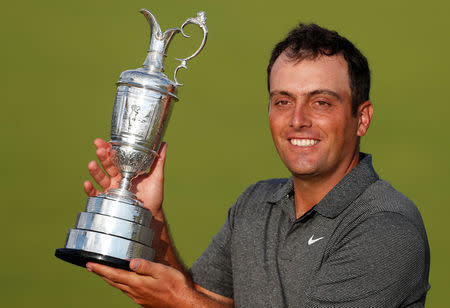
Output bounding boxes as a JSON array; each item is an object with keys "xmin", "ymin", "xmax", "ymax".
[{"xmin": 290, "ymin": 139, "xmax": 319, "ymax": 146}]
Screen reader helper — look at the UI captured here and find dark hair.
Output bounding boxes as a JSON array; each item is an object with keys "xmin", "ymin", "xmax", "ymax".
[{"xmin": 267, "ymin": 23, "xmax": 370, "ymax": 116}]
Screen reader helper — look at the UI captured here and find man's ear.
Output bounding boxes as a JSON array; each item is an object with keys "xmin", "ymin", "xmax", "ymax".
[{"xmin": 357, "ymin": 100, "xmax": 373, "ymax": 137}]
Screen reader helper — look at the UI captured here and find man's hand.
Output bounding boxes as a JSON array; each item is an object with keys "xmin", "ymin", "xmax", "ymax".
[
  {"xmin": 87, "ymin": 260, "xmax": 234, "ymax": 308},
  {"xmin": 86, "ymin": 259, "xmax": 192, "ymax": 308},
  {"xmin": 83, "ymin": 138, "xmax": 167, "ymax": 217}
]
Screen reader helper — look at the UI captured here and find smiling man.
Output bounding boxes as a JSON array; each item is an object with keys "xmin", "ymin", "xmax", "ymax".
[
  {"xmin": 85, "ymin": 24, "xmax": 430, "ymax": 307},
  {"xmin": 268, "ymin": 52, "xmax": 371, "ymax": 218}
]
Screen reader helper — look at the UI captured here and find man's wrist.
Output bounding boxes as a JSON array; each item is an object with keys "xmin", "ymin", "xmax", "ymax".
[{"xmin": 168, "ymin": 278, "xmax": 199, "ymax": 308}]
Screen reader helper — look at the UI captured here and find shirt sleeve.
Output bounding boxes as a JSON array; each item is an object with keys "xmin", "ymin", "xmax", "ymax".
[
  {"xmin": 303, "ymin": 212, "xmax": 429, "ymax": 308},
  {"xmin": 189, "ymin": 205, "xmax": 235, "ymax": 298}
]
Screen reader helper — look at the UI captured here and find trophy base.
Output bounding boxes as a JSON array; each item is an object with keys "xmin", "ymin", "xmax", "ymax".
[
  {"xmin": 55, "ymin": 248, "xmax": 131, "ymax": 271},
  {"xmin": 56, "ymin": 195, "xmax": 155, "ymax": 271}
]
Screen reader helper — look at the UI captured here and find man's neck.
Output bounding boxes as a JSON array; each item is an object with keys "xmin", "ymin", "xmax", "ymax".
[{"xmin": 292, "ymin": 151, "xmax": 360, "ymax": 219}]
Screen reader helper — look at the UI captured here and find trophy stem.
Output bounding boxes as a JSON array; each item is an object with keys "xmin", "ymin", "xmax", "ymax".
[
  {"xmin": 119, "ymin": 172, "xmax": 134, "ymax": 192},
  {"xmin": 104, "ymin": 172, "xmax": 140, "ymax": 204}
]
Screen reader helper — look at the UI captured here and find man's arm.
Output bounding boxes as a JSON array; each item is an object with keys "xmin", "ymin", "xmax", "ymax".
[
  {"xmin": 147, "ymin": 208, "xmax": 234, "ymax": 306},
  {"xmin": 84, "ymin": 138, "xmax": 234, "ymax": 307}
]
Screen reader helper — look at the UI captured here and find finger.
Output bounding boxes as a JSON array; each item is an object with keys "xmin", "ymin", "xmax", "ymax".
[
  {"xmin": 149, "ymin": 142, "xmax": 167, "ymax": 177},
  {"xmin": 96, "ymin": 147, "xmax": 120, "ymax": 178},
  {"xmin": 130, "ymin": 259, "xmax": 163, "ymax": 278},
  {"xmin": 83, "ymin": 181, "xmax": 99, "ymax": 197},
  {"xmin": 158, "ymin": 142, "xmax": 168, "ymax": 160},
  {"xmin": 86, "ymin": 262, "xmax": 132, "ymax": 285},
  {"xmin": 93, "ymin": 138, "xmax": 110, "ymax": 150},
  {"xmin": 99, "ymin": 275, "xmax": 133, "ymax": 295},
  {"xmin": 88, "ymin": 160, "xmax": 111, "ymax": 190}
]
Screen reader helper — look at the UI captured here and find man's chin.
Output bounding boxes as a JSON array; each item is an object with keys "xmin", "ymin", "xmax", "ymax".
[
  {"xmin": 288, "ymin": 166, "xmax": 320, "ymax": 178},
  {"xmin": 284, "ymin": 159, "xmax": 321, "ymax": 177}
]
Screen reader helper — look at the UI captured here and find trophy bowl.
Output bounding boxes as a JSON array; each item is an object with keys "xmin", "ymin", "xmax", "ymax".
[{"xmin": 55, "ymin": 9, "xmax": 207, "ymax": 270}]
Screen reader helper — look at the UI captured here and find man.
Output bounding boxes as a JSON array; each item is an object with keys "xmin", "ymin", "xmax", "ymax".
[{"xmin": 84, "ymin": 23, "xmax": 430, "ymax": 307}]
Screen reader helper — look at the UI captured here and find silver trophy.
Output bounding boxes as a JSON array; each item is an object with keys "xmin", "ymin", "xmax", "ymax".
[{"xmin": 55, "ymin": 9, "xmax": 207, "ymax": 270}]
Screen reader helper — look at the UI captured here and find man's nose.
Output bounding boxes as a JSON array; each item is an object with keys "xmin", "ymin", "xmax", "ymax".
[{"xmin": 289, "ymin": 103, "xmax": 312, "ymax": 129}]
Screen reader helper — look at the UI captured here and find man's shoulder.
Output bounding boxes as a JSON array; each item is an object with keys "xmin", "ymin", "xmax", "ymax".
[
  {"xmin": 348, "ymin": 179, "xmax": 427, "ymax": 238},
  {"xmin": 364, "ymin": 180, "xmax": 422, "ymax": 218},
  {"xmin": 314, "ymin": 179, "xmax": 430, "ymax": 307}
]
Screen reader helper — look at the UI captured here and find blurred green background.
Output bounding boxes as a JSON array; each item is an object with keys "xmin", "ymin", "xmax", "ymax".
[{"xmin": 2, "ymin": 0, "xmax": 449, "ymax": 306}]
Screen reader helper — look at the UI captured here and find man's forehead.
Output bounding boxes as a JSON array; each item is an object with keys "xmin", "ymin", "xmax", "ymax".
[
  {"xmin": 269, "ymin": 52, "xmax": 351, "ymax": 95},
  {"xmin": 271, "ymin": 52, "xmax": 349, "ymax": 77}
]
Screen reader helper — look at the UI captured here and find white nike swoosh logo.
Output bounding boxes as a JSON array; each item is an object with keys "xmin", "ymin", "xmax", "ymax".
[{"xmin": 308, "ymin": 235, "xmax": 324, "ymax": 245}]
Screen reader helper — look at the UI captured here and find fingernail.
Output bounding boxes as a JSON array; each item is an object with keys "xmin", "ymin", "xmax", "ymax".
[
  {"xmin": 86, "ymin": 265, "xmax": 92, "ymax": 272},
  {"xmin": 130, "ymin": 260, "xmax": 140, "ymax": 270}
]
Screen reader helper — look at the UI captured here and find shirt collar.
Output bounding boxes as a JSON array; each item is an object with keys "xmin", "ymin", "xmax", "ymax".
[{"xmin": 268, "ymin": 153, "xmax": 379, "ymax": 219}]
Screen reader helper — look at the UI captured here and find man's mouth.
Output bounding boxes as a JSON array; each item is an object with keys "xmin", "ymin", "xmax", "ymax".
[{"xmin": 289, "ymin": 138, "xmax": 319, "ymax": 146}]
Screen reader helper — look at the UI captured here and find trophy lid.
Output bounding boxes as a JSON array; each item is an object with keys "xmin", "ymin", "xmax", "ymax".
[{"xmin": 116, "ymin": 10, "xmax": 207, "ymax": 100}]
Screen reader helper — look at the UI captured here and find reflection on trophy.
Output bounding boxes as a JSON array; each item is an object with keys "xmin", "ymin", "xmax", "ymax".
[{"xmin": 55, "ymin": 9, "xmax": 207, "ymax": 270}]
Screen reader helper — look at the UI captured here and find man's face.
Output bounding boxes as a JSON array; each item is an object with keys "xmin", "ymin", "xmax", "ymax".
[{"xmin": 269, "ymin": 52, "xmax": 369, "ymax": 179}]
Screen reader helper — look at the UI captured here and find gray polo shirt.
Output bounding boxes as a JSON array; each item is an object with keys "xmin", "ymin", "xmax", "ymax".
[{"xmin": 190, "ymin": 154, "xmax": 430, "ymax": 307}]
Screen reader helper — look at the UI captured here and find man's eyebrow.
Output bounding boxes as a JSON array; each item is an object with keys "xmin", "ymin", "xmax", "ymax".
[
  {"xmin": 269, "ymin": 90, "xmax": 296, "ymax": 99},
  {"xmin": 307, "ymin": 89, "xmax": 342, "ymax": 100}
]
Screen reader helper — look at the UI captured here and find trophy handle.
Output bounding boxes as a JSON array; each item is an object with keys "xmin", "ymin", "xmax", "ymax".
[{"xmin": 173, "ymin": 11, "xmax": 208, "ymax": 86}]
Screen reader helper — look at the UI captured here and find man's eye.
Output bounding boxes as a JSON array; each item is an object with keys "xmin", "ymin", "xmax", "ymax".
[
  {"xmin": 315, "ymin": 101, "xmax": 330, "ymax": 107},
  {"xmin": 275, "ymin": 100, "xmax": 290, "ymax": 106}
]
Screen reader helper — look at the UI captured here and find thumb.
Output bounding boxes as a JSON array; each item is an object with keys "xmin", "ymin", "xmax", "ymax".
[
  {"xmin": 130, "ymin": 259, "xmax": 162, "ymax": 276},
  {"xmin": 149, "ymin": 142, "xmax": 167, "ymax": 177}
]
